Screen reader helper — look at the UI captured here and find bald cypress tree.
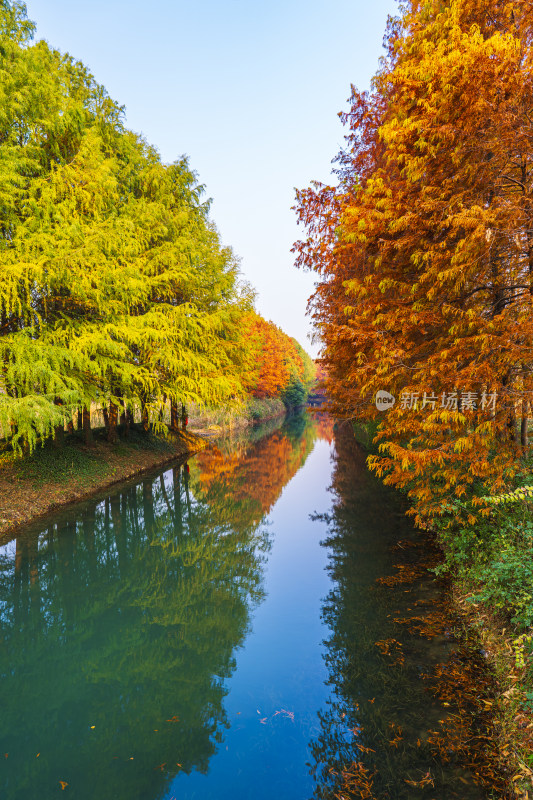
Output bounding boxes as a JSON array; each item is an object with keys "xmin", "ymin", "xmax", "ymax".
[{"xmin": 0, "ymin": 1, "xmax": 253, "ymax": 453}]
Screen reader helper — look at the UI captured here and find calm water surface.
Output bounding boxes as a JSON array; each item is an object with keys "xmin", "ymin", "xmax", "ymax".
[{"xmin": 0, "ymin": 414, "xmax": 488, "ymax": 799}]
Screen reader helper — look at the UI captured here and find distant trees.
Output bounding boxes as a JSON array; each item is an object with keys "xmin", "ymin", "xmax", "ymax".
[
  {"xmin": 0, "ymin": 1, "xmax": 312, "ymax": 453},
  {"xmin": 242, "ymin": 314, "xmax": 316, "ymax": 407},
  {"xmin": 294, "ymin": 0, "xmax": 533, "ymax": 522}
]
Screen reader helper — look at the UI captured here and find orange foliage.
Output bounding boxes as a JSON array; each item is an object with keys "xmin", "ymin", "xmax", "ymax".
[
  {"xmin": 294, "ymin": 0, "xmax": 533, "ymax": 523},
  {"xmin": 191, "ymin": 423, "xmax": 318, "ymax": 527},
  {"xmin": 314, "ymin": 362, "xmax": 328, "ymax": 388},
  {"xmin": 314, "ymin": 412, "xmax": 334, "ymax": 444},
  {"xmin": 242, "ymin": 313, "xmax": 306, "ymax": 399}
]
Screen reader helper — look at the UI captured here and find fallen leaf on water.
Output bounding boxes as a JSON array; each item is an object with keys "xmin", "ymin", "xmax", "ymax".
[
  {"xmin": 166, "ymin": 716, "xmax": 179, "ymax": 723},
  {"xmin": 59, "ymin": 782, "xmax": 68, "ymax": 790},
  {"xmin": 36, "ymin": 753, "xmax": 40, "ymax": 758},
  {"xmin": 272, "ymin": 709, "xmax": 295, "ymax": 721},
  {"xmin": 90, "ymin": 726, "xmax": 95, "ymax": 730},
  {"xmin": 389, "ymin": 738, "xmax": 401, "ymax": 748},
  {"xmin": 404, "ymin": 771, "xmax": 434, "ymax": 789}
]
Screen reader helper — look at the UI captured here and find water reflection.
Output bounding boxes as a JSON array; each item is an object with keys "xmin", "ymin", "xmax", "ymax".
[
  {"xmin": 1, "ymin": 413, "xmax": 494, "ymax": 800},
  {"xmin": 191, "ymin": 412, "xmax": 323, "ymax": 529},
  {"xmin": 310, "ymin": 422, "xmax": 489, "ymax": 800},
  {"xmin": 0, "ymin": 414, "xmax": 320, "ymax": 800}
]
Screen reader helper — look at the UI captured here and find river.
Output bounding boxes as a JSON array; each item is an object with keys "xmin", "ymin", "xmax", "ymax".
[{"xmin": 0, "ymin": 413, "xmax": 495, "ymax": 799}]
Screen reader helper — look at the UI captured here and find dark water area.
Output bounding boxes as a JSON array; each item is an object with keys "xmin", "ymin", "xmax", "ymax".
[{"xmin": 0, "ymin": 413, "xmax": 494, "ymax": 799}]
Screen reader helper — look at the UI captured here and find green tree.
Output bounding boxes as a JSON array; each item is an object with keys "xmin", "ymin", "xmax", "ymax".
[{"xmin": 0, "ymin": 1, "xmax": 253, "ymax": 452}]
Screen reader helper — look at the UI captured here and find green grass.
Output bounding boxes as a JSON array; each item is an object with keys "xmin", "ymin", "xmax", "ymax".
[
  {"xmin": 14, "ymin": 440, "xmax": 105, "ymax": 487},
  {"xmin": 10, "ymin": 428, "xmax": 177, "ymax": 488}
]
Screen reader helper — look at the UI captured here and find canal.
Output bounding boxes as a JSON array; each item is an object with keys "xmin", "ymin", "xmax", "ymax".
[{"xmin": 0, "ymin": 413, "xmax": 494, "ymax": 799}]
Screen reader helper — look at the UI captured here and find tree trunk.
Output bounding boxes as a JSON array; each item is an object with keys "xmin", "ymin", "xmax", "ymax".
[
  {"xmin": 53, "ymin": 398, "xmax": 64, "ymax": 448},
  {"xmin": 499, "ymin": 371, "xmax": 517, "ymax": 444},
  {"xmin": 115, "ymin": 389, "xmax": 125, "ymax": 430},
  {"xmin": 521, "ymin": 398, "xmax": 528, "ymax": 451},
  {"xmin": 107, "ymin": 401, "xmax": 118, "ymax": 443},
  {"xmin": 83, "ymin": 406, "xmax": 92, "ymax": 445},
  {"xmin": 181, "ymin": 403, "xmax": 187, "ymax": 431},
  {"xmin": 102, "ymin": 405, "xmax": 110, "ymax": 436},
  {"xmin": 509, "ymin": 403, "xmax": 518, "ymax": 444},
  {"xmin": 124, "ymin": 407, "xmax": 133, "ymax": 438},
  {"xmin": 142, "ymin": 404, "xmax": 149, "ymax": 433},
  {"xmin": 170, "ymin": 400, "xmax": 180, "ymax": 432}
]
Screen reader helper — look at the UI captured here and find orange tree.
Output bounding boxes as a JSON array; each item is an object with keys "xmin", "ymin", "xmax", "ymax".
[
  {"xmin": 242, "ymin": 313, "xmax": 315, "ymax": 406},
  {"xmin": 294, "ymin": 0, "xmax": 533, "ymax": 524}
]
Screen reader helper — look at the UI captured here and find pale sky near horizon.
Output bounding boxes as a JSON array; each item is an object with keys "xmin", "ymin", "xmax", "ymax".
[{"xmin": 25, "ymin": 0, "xmax": 398, "ymax": 357}]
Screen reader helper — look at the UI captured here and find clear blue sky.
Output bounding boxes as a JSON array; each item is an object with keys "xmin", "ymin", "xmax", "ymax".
[{"xmin": 25, "ymin": 0, "xmax": 398, "ymax": 357}]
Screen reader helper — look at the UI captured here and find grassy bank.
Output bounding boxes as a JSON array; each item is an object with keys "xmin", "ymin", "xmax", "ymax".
[
  {"xmin": 449, "ymin": 584, "xmax": 533, "ymax": 797},
  {"xmin": 0, "ymin": 427, "xmax": 206, "ymax": 541},
  {"xmin": 432, "ymin": 497, "xmax": 533, "ymax": 797},
  {"xmin": 0, "ymin": 399, "xmax": 290, "ymax": 542}
]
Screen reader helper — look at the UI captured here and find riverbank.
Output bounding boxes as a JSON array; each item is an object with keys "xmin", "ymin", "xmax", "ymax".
[
  {"xmin": 424, "ymin": 541, "xmax": 533, "ymax": 799},
  {"xmin": 351, "ymin": 421, "xmax": 533, "ymax": 798},
  {"xmin": 0, "ymin": 399, "xmax": 291, "ymax": 542},
  {"xmin": 431, "ymin": 501, "xmax": 533, "ymax": 797},
  {"xmin": 449, "ymin": 583, "xmax": 533, "ymax": 798},
  {"xmin": 0, "ymin": 428, "xmax": 207, "ymax": 541}
]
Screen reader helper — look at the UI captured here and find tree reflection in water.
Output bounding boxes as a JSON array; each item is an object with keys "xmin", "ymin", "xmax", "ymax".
[
  {"xmin": 0, "ymin": 414, "xmax": 319, "ymax": 800},
  {"xmin": 310, "ymin": 423, "xmax": 492, "ymax": 800}
]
